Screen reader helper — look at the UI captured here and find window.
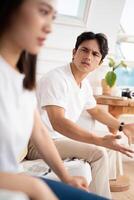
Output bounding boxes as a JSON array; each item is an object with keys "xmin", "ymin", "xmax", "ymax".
[
  {"xmin": 116, "ymin": 67, "xmax": 134, "ymax": 87},
  {"xmin": 117, "ymin": 0, "xmax": 134, "ymax": 61},
  {"xmin": 58, "ymin": 0, "xmax": 82, "ymax": 17},
  {"xmin": 119, "ymin": 42, "xmax": 134, "ymax": 61},
  {"xmin": 120, "ymin": 0, "xmax": 134, "ymax": 35},
  {"xmin": 116, "ymin": 0, "xmax": 134, "ymax": 87},
  {"xmin": 55, "ymin": 0, "xmax": 91, "ymax": 27}
]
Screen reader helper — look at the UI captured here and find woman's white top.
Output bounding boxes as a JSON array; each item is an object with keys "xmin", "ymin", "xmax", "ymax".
[{"xmin": 0, "ymin": 56, "xmax": 36, "ymax": 172}]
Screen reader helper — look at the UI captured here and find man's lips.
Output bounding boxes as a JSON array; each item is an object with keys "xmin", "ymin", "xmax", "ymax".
[{"xmin": 81, "ymin": 62, "xmax": 90, "ymax": 67}]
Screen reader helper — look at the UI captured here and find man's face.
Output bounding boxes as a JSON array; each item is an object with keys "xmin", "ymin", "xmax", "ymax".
[{"xmin": 72, "ymin": 39, "xmax": 102, "ymax": 75}]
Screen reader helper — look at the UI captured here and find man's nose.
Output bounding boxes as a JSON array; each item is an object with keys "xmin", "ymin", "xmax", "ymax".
[{"xmin": 86, "ymin": 51, "xmax": 92, "ymax": 60}]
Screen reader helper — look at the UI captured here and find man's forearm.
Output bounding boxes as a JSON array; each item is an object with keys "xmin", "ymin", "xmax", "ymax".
[
  {"xmin": 51, "ymin": 117, "xmax": 102, "ymax": 145},
  {"xmin": 88, "ymin": 106, "xmax": 120, "ymax": 131}
]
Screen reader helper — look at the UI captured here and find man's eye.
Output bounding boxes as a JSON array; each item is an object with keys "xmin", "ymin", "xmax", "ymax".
[
  {"xmin": 93, "ymin": 53, "xmax": 99, "ymax": 57},
  {"xmin": 81, "ymin": 49, "xmax": 88, "ymax": 52}
]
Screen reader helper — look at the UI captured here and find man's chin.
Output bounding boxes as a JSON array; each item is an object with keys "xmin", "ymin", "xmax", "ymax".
[{"xmin": 79, "ymin": 69, "xmax": 90, "ymax": 75}]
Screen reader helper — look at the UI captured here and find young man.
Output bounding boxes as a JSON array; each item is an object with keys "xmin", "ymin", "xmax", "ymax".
[{"xmin": 29, "ymin": 32, "xmax": 134, "ymax": 198}]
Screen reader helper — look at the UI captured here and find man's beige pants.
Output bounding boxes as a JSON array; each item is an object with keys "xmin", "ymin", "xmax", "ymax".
[{"xmin": 27, "ymin": 137, "xmax": 117, "ymax": 198}]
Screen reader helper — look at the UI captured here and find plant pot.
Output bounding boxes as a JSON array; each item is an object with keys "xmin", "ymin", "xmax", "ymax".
[{"xmin": 101, "ymin": 79, "xmax": 115, "ymax": 95}]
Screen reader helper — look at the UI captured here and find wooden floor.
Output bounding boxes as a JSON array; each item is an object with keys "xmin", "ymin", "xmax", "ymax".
[{"xmin": 112, "ymin": 161, "xmax": 134, "ymax": 200}]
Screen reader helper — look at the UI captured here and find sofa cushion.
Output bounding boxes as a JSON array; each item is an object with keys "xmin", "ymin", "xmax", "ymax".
[
  {"xmin": 45, "ymin": 159, "xmax": 92, "ymax": 185},
  {"xmin": 22, "ymin": 158, "xmax": 92, "ymax": 185},
  {"xmin": 0, "ymin": 189, "xmax": 29, "ymax": 200}
]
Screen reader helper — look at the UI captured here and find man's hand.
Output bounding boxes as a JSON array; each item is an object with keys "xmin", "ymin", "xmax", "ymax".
[
  {"xmin": 123, "ymin": 123, "xmax": 134, "ymax": 145},
  {"xmin": 64, "ymin": 176, "xmax": 89, "ymax": 192},
  {"xmin": 101, "ymin": 134, "xmax": 134, "ymax": 158}
]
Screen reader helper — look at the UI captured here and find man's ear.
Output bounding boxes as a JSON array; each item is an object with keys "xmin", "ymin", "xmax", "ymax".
[
  {"xmin": 72, "ymin": 48, "xmax": 76, "ymax": 60},
  {"xmin": 99, "ymin": 60, "xmax": 103, "ymax": 66}
]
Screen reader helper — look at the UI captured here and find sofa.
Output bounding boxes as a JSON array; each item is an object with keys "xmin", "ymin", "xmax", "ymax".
[
  {"xmin": 0, "ymin": 158, "xmax": 92, "ymax": 200},
  {"xmin": 22, "ymin": 158, "xmax": 92, "ymax": 184}
]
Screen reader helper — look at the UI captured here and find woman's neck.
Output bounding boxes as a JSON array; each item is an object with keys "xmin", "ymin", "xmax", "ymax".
[{"xmin": 0, "ymin": 35, "xmax": 21, "ymax": 70}]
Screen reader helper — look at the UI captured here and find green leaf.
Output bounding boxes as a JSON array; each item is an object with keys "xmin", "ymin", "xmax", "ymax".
[
  {"xmin": 120, "ymin": 60, "xmax": 127, "ymax": 68},
  {"xmin": 105, "ymin": 71, "xmax": 116, "ymax": 87},
  {"xmin": 108, "ymin": 57, "xmax": 115, "ymax": 68}
]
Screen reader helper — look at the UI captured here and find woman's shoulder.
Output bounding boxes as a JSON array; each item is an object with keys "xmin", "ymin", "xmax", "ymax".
[{"xmin": 0, "ymin": 63, "xmax": 7, "ymax": 89}]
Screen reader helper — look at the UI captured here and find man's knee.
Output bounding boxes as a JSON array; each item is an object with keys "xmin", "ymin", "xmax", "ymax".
[
  {"xmin": 97, "ymin": 146, "xmax": 108, "ymax": 156},
  {"xmin": 90, "ymin": 146, "xmax": 108, "ymax": 162}
]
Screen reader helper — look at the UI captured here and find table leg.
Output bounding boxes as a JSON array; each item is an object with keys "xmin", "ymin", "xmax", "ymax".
[{"xmin": 116, "ymin": 152, "xmax": 123, "ymax": 176}]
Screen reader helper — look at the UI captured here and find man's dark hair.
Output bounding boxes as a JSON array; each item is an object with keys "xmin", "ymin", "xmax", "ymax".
[
  {"xmin": 75, "ymin": 32, "xmax": 109, "ymax": 61},
  {"xmin": 0, "ymin": 0, "xmax": 37, "ymax": 91}
]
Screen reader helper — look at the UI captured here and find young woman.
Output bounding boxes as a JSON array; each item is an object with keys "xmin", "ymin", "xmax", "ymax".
[{"xmin": 0, "ymin": 1, "xmax": 109, "ymax": 199}]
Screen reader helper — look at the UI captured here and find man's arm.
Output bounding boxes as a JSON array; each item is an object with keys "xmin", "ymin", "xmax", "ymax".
[
  {"xmin": 87, "ymin": 105, "xmax": 134, "ymax": 144},
  {"xmin": 44, "ymin": 105, "xmax": 134, "ymax": 157},
  {"xmin": 45, "ymin": 105, "xmax": 99, "ymax": 144},
  {"xmin": 87, "ymin": 105, "xmax": 120, "ymax": 131}
]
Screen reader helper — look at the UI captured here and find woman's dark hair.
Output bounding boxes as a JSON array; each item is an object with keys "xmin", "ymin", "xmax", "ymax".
[
  {"xmin": 75, "ymin": 31, "xmax": 109, "ymax": 61},
  {"xmin": 0, "ymin": 0, "xmax": 36, "ymax": 90}
]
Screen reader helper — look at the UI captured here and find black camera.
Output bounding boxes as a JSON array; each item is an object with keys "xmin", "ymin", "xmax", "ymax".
[{"xmin": 121, "ymin": 88, "xmax": 134, "ymax": 99}]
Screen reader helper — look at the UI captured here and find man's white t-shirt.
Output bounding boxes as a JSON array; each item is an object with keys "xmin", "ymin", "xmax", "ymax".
[
  {"xmin": 0, "ymin": 56, "xmax": 36, "ymax": 172},
  {"xmin": 36, "ymin": 64, "xmax": 96, "ymax": 138}
]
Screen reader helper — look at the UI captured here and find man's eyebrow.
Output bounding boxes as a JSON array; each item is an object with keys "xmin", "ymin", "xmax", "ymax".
[
  {"xmin": 80, "ymin": 47, "xmax": 101, "ymax": 54},
  {"xmin": 93, "ymin": 50, "xmax": 101, "ymax": 54},
  {"xmin": 80, "ymin": 47, "xmax": 89, "ymax": 50}
]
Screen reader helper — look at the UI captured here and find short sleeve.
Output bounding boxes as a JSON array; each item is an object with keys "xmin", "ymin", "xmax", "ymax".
[{"xmin": 37, "ymin": 73, "xmax": 68, "ymax": 110}]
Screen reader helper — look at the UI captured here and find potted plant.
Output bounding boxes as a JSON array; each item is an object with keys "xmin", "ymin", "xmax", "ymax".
[{"xmin": 102, "ymin": 57, "xmax": 127, "ymax": 95}]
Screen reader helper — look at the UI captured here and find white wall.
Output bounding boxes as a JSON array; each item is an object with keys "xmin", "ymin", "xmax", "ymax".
[
  {"xmin": 37, "ymin": 0, "xmax": 126, "ymax": 80},
  {"xmin": 86, "ymin": 0, "xmax": 125, "ymax": 53}
]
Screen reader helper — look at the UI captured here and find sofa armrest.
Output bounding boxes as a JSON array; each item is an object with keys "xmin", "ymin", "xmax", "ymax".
[
  {"xmin": 44, "ymin": 159, "xmax": 92, "ymax": 185},
  {"xmin": 0, "ymin": 189, "xmax": 29, "ymax": 200}
]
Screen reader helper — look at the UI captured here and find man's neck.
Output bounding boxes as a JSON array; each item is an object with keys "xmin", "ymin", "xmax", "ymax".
[{"xmin": 70, "ymin": 62, "xmax": 88, "ymax": 87}]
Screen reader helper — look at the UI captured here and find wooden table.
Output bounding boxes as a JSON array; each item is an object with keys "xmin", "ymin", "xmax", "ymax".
[
  {"xmin": 95, "ymin": 95, "xmax": 134, "ymax": 192},
  {"xmin": 95, "ymin": 95, "xmax": 134, "ymax": 117}
]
